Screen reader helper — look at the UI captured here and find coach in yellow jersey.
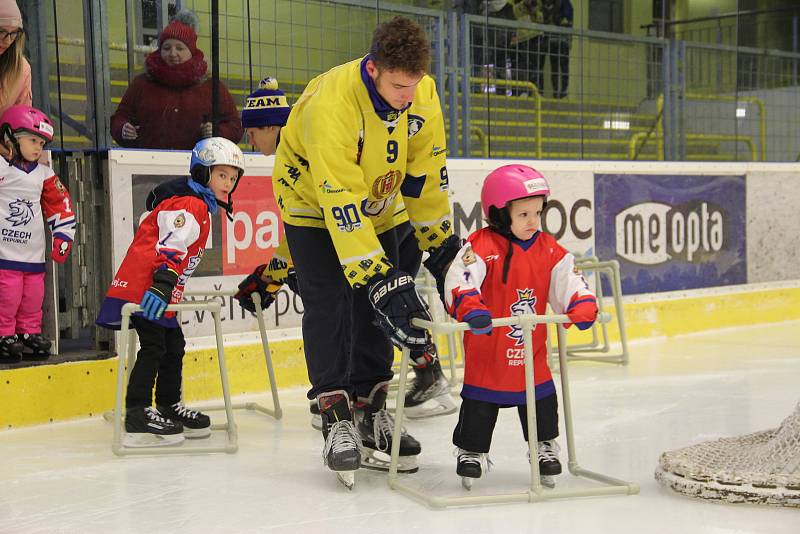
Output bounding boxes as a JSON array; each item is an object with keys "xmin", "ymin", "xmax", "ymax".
[{"xmin": 271, "ymin": 16, "xmax": 461, "ymax": 485}]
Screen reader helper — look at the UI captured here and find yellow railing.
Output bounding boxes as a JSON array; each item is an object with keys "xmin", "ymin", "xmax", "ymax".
[
  {"xmin": 629, "ymin": 132, "xmax": 757, "ymax": 161},
  {"xmin": 467, "ymin": 77, "xmax": 541, "ymax": 158},
  {"xmin": 656, "ymin": 93, "xmax": 766, "ymax": 160}
]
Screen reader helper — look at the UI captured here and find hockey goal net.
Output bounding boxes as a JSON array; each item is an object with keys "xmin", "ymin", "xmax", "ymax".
[{"xmin": 655, "ymin": 402, "xmax": 800, "ymax": 507}]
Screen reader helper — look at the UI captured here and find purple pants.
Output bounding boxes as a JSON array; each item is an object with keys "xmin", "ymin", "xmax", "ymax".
[{"xmin": 0, "ymin": 269, "xmax": 45, "ymax": 336}]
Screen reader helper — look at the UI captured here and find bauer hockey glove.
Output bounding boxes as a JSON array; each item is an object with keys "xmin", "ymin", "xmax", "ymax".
[
  {"xmin": 234, "ymin": 264, "xmax": 283, "ymax": 313},
  {"xmin": 140, "ymin": 268, "xmax": 178, "ymax": 321},
  {"xmin": 423, "ymin": 234, "xmax": 464, "ymax": 304},
  {"xmin": 368, "ymin": 269, "xmax": 432, "ymax": 350},
  {"xmin": 51, "ymin": 237, "xmax": 72, "ymax": 264},
  {"xmin": 464, "ymin": 309, "xmax": 493, "ymax": 335}
]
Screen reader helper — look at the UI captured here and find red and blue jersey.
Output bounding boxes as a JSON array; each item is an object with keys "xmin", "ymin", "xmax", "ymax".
[
  {"xmin": 444, "ymin": 228, "xmax": 597, "ymax": 405},
  {"xmin": 96, "ymin": 178, "xmax": 211, "ymax": 329}
]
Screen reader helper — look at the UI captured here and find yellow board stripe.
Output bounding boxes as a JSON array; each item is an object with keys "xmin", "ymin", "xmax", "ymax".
[{"xmin": 2, "ymin": 286, "xmax": 799, "ymax": 429}]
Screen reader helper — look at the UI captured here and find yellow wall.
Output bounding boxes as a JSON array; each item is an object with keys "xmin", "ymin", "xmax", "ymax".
[{"xmin": 3, "ymin": 285, "xmax": 798, "ymax": 430}]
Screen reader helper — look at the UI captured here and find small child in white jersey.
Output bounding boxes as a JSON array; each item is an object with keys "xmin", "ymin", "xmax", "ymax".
[{"xmin": 0, "ymin": 105, "xmax": 75, "ymax": 362}]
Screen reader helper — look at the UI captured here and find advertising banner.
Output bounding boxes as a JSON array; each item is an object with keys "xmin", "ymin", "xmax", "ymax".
[
  {"xmin": 446, "ymin": 161, "xmax": 595, "ymax": 257},
  {"xmin": 108, "ymin": 150, "xmax": 301, "ymax": 337},
  {"xmin": 594, "ymin": 173, "xmax": 746, "ymax": 294}
]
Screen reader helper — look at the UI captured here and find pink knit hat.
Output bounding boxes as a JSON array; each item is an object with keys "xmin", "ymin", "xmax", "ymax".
[{"xmin": 0, "ymin": 0, "xmax": 23, "ymax": 28}]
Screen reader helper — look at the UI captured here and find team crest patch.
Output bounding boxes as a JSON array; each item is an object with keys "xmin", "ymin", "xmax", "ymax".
[
  {"xmin": 508, "ymin": 288, "xmax": 538, "ymax": 345},
  {"xmin": 5, "ymin": 198, "xmax": 35, "ymax": 227},
  {"xmin": 174, "ymin": 214, "xmax": 186, "ymax": 228},
  {"xmin": 54, "ymin": 178, "xmax": 66, "ymax": 193},
  {"xmin": 371, "ymin": 170, "xmax": 401, "ymax": 199},
  {"xmin": 197, "ymin": 147, "xmax": 216, "ymax": 164},
  {"xmin": 462, "ymin": 245, "xmax": 477, "ymax": 266},
  {"xmin": 408, "ymin": 115, "xmax": 425, "ymax": 138}
]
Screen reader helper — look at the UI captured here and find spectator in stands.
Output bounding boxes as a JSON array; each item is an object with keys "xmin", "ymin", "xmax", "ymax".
[
  {"xmin": 0, "ymin": 0, "xmax": 31, "ymax": 116},
  {"xmin": 110, "ymin": 10, "xmax": 242, "ymax": 150},
  {"xmin": 543, "ymin": 0, "xmax": 573, "ymax": 99},
  {"xmin": 509, "ymin": 0, "xmax": 548, "ymax": 97}
]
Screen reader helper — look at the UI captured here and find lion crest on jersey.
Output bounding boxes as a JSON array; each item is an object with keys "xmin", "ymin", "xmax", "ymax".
[
  {"xmin": 507, "ymin": 288, "xmax": 538, "ymax": 345},
  {"xmin": 5, "ymin": 198, "xmax": 35, "ymax": 227},
  {"xmin": 408, "ymin": 115, "xmax": 425, "ymax": 138}
]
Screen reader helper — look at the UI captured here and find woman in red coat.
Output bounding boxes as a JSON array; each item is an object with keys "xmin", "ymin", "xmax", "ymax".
[{"xmin": 110, "ymin": 10, "xmax": 242, "ymax": 150}]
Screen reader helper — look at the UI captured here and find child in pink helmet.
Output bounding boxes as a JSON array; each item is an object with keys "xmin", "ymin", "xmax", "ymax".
[
  {"xmin": 443, "ymin": 164, "xmax": 598, "ymax": 489},
  {"xmin": 0, "ymin": 105, "xmax": 75, "ymax": 362}
]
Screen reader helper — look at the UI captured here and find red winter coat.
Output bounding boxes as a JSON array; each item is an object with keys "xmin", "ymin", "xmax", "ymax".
[{"xmin": 110, "ymin": 70, "xmax": 242, "ymax": 150}]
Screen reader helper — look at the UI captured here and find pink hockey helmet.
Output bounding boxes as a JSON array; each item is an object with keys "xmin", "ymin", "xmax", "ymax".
[
  {"xmin": 480, "ymin": 164, "xmax": 550, "ymax": 219},
  {"xmin": 0, "ymin": 105, "xmax": 55, "ymax": 143}
]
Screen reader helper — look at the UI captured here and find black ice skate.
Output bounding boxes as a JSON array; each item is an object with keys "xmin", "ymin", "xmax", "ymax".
[
  {"xmin": 19, "ymin": 333, "xmax": 51, "ymax": 360},
  {"xmin": 123, "ymin": 406, "xmax": 184, "ymax": 448},
  {"xmin": 530, "ymin": 440, "xmax": 562, "ymax": 488},
  {"xmin": 0, "ymin": 335, "xmax": 24, "ymax": 363},
  {"xmin": 356, "ymin": 381, "xmax": 421, "ymax": 474},
  {"xmin": 456, "ymin": 448, "xmax": 491, "ymax": 490},
  {"xmin": 318, "ymin": 390, "xmax": 361, "ymax": 490},
  {"xmin": 157, "ymin": 402, "xmax": 211, "ymax": 439},
  {"xmin": 404, "ymin": 356, "xmax": 457, "ymax": 419}
]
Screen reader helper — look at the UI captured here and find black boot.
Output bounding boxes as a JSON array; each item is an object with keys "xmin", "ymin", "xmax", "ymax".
[
  {"xmin": 19, "ymin": 333, "xmax": 52, "ymax": 360},
  {"xmin": 0, "ymin": 335, "xmax": 24, "ymax": 363}
]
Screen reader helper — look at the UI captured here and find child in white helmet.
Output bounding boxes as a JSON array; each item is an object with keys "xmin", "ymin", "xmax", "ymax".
[
  {"xmin": 96, "ymin": 137, "xmax": 245, "ymax": 447},
  {"xmin": 0, "ymin": 105, "xmax": 75, "ymax": 362},
  {"xmin": 444, "ymin": 164, "xmax": 598, "ymax": 489}
]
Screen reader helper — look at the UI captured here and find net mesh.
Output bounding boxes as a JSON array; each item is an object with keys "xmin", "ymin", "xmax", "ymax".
[{"xmin": 655, "ymin": 402, "xmax": 800, "ymax": 507}]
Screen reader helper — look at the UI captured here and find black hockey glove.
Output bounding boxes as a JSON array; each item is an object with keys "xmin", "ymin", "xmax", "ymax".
[
  {"xmin": 234, "ymin": 264, "xmax": 282, "ymax": 313},
  {"xmin": 423, "ymin": 234, "xmax": 464, "ymax": 304},
  {"xmin": 140, "ymin": 268, "xmax": 178, "ymax": 321},
  {"xmin": 367, "ymin": 270, "xmax": 432, "ymax": 350}
]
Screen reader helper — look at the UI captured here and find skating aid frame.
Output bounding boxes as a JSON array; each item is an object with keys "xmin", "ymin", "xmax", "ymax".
[
  {"xmin": 387, "ymin": 314, "xmax": 639, "ymax": 509},
  {"xmin": 181, "ymin": 290, "xmax": 282, "ymax": 423},
  {"xmin": 111, "ymin": 301, "xmax": 238, "ymax": 456}
]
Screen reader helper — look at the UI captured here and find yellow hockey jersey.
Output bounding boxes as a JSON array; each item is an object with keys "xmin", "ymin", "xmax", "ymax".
[{"xmin": 272, "ymin": 57, "xmax": 453, "ymax": 288}]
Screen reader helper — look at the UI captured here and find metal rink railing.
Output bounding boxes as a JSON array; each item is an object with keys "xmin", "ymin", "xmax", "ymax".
[{"xmin": 388, "ymin": 315, "xmax": 639, "ymax": 509}]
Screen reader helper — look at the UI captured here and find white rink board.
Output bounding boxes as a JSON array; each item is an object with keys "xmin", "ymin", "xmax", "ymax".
[{"xmin": 108, "ymin": 153, "xmax": 800, "ymax": 346}]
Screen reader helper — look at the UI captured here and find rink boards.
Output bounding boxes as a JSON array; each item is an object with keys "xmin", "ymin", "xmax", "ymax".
[{"xmin": 2, "ymin": 153, "xmax": 800, "ymax": 428}]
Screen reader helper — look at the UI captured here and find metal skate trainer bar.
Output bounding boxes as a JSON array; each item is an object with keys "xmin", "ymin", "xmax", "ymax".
[
  {"xmin": 111, "ymin": 301, "xmax": 238, "ymax": 456},
  {"xmin": 387, "ymin": 315, "xmax": 639, "ymax": 509},
  {"xmin": 182, "ymin": 290, "xmax": 282, "ymax": 423}
]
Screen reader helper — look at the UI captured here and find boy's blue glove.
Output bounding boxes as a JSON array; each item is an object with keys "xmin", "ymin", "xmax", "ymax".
[
  {"xmin": 464, "ymin": 310, "xmax": 493, "ymax": 335},
  {"xmin": 140, "ymin": 289, "xmax": 169, "ymax": 320},
  {"xmin": 139, "ymin": 268, "xmax": 178, "ymax": 321}
]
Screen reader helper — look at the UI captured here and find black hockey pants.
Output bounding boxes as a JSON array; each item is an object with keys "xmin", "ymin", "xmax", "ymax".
[
  {"xmin": 284, "ymin": 223, "xmax": 412, "ymax": 400},
  {"xmin": 452, "ymin": 394, "xmax": 559, "ymax": 453},
  {"xmin": 125, "ymin": 316, "xmax": 185, "ymax": 409}
]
